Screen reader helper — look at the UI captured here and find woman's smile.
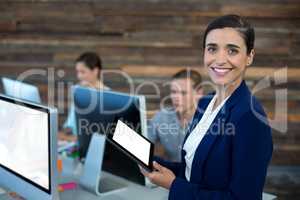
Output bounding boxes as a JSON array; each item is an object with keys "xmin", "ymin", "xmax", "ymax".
[{"xmin": 210, "ymin": 66, "xmax": 234, "ymax": 77}]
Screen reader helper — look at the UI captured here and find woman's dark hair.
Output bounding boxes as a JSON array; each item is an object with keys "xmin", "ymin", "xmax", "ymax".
[
  {"xmin": 76, "ymin": 52, "xmax": 102, "ymax": 71},
  {"xmin": 203, "ymin": 14, "xmax": 255, "ymax": 54}
]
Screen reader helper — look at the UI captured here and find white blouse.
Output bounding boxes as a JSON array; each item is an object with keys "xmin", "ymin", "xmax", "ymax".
[{"xmin": 183, "ymin": 94, "xmax": 230, "ymax": 181}]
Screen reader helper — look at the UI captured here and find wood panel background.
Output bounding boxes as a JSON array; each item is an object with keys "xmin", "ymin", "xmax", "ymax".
[{"xmin": 0, "ymin": 0, "xmax": 299, "ymax": 199}]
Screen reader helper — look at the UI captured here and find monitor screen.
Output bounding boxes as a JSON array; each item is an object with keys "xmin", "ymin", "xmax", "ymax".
[
  {"xmin": 2, "ymin": 77, "xmax": 41, "ymax": 103},
  {"xmin": 0, "ymin": 98, "xmax": 50, "ymax": 193},
  {"xmin": 73, "ymin": 86, "xmax": 147, "ymax": 185}
]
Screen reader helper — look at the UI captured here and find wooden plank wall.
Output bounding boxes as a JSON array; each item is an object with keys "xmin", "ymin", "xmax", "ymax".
[{"xmin": 0, "ymin": 0, "xmax": 299, "ymax": 198}]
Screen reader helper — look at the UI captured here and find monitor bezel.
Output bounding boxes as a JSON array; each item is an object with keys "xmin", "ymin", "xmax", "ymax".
[{"xmin": 0, "ymin": 95, "xmax": 52, "ymax": 194}]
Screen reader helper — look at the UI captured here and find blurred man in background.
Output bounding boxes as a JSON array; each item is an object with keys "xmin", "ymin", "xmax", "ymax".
[{"xmin": 148, "ymin": 69, "xmax": 203, "ymax": 162}]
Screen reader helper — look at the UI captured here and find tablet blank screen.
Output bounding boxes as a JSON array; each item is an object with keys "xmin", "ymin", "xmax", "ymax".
[{"xmin": 112, "ymin": 120, "xmax": 151, "ymax": 165}]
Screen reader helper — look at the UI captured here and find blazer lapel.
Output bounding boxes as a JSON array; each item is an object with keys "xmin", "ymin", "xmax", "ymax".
[
  {"xmin": 179, "ymin": 95, "xmax": 212, "ymax": 175},
  {"xmin": 189, "ymin": 105, "xmax": 229, "ymax": 182},
  {"xmin": 183, "ymin": 94, "xmax": 214, "ymax": 145},
  {"xmin": 188, "ymin": 81, "xmax": 250, "ymax": 182}
]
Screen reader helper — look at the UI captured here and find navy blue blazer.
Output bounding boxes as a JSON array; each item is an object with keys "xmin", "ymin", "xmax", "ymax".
[{"xmin": 155, "ymin": 81, "xmax": 273, "ymax": 200}]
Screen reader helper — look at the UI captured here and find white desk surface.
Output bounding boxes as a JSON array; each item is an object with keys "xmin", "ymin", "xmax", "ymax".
[
  {"xmin": 0, "ymin": 156, "xmax": 277, "ymax": 200},
  {"xmin": 59, "ymin": 156, "xmax": 168, "ymax": 200}
]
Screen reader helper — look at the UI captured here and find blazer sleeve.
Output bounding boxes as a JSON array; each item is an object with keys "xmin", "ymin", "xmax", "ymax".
[
  {"xmin": 153, "ymin": 156, "xmax": 182, "ymax": 176},
  {"xmin": 168, "ymin": 111, "xmax": 273, "ymax": 200}
]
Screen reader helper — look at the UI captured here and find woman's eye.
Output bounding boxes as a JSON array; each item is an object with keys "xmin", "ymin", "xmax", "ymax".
[
  {"xmin": 207, "ymin": 47, "xmax": 216, "ymax": 53},
  {"xmin": 228, "ymin": 48, "xmax": 238, "ymax": 55}
]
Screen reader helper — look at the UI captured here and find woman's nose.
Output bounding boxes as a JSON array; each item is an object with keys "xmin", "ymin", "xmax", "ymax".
[{"xmin": 215, "ymin": 50, "xmax": 227, "ymax": 65}]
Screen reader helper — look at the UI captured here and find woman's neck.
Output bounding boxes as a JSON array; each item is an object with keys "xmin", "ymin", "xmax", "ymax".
[
  {"xmin": 213, "ymin": 79, "xmax": 243, "ymax": 110},
  {"xmin": 82, "ymin": 79, "xmax": 106, "ymax": 90},
  {"xmin": 91, "ymin": 80, "xmax": 106, "ymax": 89}
]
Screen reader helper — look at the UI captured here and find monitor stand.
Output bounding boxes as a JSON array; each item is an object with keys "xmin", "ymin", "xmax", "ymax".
[{"xmin": 79, "ymin": 133, "xmax": 128, "ymax": 196}]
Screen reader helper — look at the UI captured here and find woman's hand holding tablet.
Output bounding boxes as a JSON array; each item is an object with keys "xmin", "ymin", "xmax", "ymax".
[{"xmin": 140, "ymin": 161, "xmax": 176, "ymax": 189}]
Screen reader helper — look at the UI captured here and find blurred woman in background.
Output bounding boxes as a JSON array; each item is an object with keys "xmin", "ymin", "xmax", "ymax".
[{"xmin": 58, "ymin": 52, "xmax": 109, "ymax": 141}]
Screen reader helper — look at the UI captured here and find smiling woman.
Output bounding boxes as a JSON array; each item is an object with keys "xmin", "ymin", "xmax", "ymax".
[
  {"xmin": 205, "ymin": 28, "xmax": 253, "ymax": 86},
  {"xmin": 141, "ymin": 14, "xmax": 273, "ymax": 200}
]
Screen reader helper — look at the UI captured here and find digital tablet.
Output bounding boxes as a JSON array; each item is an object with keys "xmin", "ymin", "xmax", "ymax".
[{"xmin": 106, "ymin": 120, "xmax": 154, "ymax": 172}]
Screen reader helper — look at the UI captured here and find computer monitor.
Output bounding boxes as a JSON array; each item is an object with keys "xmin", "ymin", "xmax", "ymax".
[
  {"xmin": 73, "ymin": 86, "xmax": 148, "ymax": 185},
  {"xmin": 0, "ymin": 95, "xmax": 59, "ymax": 200},
  {"xmin": 2, "ymin": 77, "xmax": 41, "ymax": 103}
]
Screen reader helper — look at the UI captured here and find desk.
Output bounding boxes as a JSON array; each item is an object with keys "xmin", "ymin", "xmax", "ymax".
[
  {"xmin": 0, "ymin": 157, "xmax": 168, "ymax": 200},
  {"xmin": 59, "ymin": 177, "xmax": 168, "ymax": 200},
  {"xmin": 59, "ymin": 156, "xmax": 169, "ymax": 200},
  {"xmin": 0, "ymin": 156, "xmax": 277, "ymax": 200},
  {"xmin": 59, "ymin": 157, "xmax": 277, "ymax": 200}
]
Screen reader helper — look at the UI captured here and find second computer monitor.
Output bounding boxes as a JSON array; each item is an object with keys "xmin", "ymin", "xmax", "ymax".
[
  {"xmin": 1, "ymin": 77, "xmax": 41, "ymax": 103},
  {"xmin": 73, "ymin": 86, "xmax": 147, "ymax": 185}
]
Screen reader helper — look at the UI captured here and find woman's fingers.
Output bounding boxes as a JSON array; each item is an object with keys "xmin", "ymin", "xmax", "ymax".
[
  {"xmin": 153, "ymin": 161, "xmax": 165, "ymax": 172},
  {"xmin": 140, "ymin": 163, "xmax": 160, "ymax": 182},
  {"xmin": 139, "ymin": 165, "xmax": 149, "ymax": 176},
  {"xmin": 140, "ymin": 162, "xmax": 175, "ymax": 189}
]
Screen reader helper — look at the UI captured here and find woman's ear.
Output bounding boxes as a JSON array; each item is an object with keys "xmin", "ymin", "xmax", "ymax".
[{"xmin": 247, "ymin": 49, "xmax": 255, "ymax": 66}]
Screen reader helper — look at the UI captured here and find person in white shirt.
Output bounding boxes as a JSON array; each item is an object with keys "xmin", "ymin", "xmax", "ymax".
[{"xmin": 58, "ymin": 52, "xmax": 109, "ymax": 141}]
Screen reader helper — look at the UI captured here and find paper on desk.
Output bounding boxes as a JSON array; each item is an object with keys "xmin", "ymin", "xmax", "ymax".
[{"xmin": 58, "ymin": 141, "xmax": 76, "ymax": 153}]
